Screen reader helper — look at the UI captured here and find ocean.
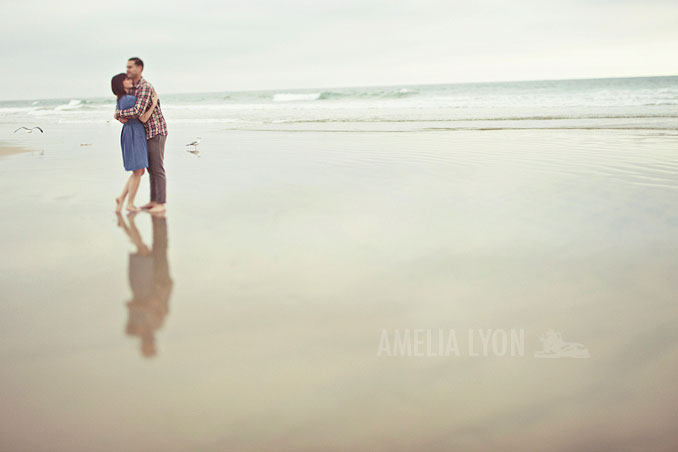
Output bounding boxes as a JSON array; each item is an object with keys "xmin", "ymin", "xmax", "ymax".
[{"xmin": 1, "ymin": 75, "xmax": 677, "ymax": 132}]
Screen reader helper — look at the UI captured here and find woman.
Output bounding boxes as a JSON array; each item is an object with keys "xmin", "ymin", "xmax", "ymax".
[
  {"xmin": 116, "ymin": 212, "xmax": 173, "ymax": 358},
  {"xmin": 110, "ymin": 73, "xmax": 159, "ymax": 212}
]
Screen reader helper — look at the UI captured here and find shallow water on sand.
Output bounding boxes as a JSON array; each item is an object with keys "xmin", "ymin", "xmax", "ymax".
[{"xmin": 1, "ymin": 124, "xmax": 677, "ymax": 451}]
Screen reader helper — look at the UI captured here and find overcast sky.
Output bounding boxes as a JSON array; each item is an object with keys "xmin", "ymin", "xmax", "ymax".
[{"xmin": 1, "ymin": 0, "xmax": 677, "ymax": 100}]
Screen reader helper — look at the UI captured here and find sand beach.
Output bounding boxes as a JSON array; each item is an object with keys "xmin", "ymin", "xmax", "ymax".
[
  {"xmin": 0, "ymin": 142, "xmax": 31, "ymax": 158},
  {"xmin": 1, "ymin": 77, "xmax": 677, "ymax": 450}
]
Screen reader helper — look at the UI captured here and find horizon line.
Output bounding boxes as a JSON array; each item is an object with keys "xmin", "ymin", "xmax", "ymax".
[{"xmin": 1, "ymin": 73, "xmax": 676, "ymax": 103}]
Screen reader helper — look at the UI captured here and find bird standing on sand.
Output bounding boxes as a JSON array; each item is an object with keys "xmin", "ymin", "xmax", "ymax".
[
  {"xmin": 186, "ymin": 137, "xmax": 201, "ymax": 156},
  {"xmin": 186, "ymin": 137, "xmax": 201, "ymax": 150},
  {"xmin": 14, "ymin": 126, "xmax": 44, "ymax": 133}
]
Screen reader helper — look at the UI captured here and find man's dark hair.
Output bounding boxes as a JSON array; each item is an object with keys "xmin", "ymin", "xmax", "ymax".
[
  {"xmin": 111, "ymin": 73, "xmax": 129, "ymax": 100},
  {"xmin": 128, "ymin": 57, "xmax": 144, "ymax": 69}
]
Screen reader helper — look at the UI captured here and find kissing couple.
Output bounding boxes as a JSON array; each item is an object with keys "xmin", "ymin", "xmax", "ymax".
[{"xmin": 110, "ymin": 57, "xmax": 168, "ymax": 214}]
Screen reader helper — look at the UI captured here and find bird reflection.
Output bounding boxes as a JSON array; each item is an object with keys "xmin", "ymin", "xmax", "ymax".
[{"xmin": 116, "ymin": 212, "xmax": 173, "ymax": 358}]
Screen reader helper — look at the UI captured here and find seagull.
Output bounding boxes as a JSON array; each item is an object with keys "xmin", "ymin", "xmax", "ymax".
[
  {"xmin": 185, "ymin": 137, "xmax": 201, "ymax": 152},
  {"xmin": 14, "ymin": 126, "xmax": 44, "ymax": 133}
]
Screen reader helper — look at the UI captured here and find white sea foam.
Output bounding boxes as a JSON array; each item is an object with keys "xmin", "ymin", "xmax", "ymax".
[
  {"xmin": 54, "ymin": 99, "xmax": 82, "ymax": 111},
  {"xmin": 169, "ymin": 118, "xmax": 256, "ymax": 124},
  {"xmin": 273, "ymin": 93, "xmax": 321, "ymax": 102},
  {"xmin": 0, "ymin": 107, "xmax": 38, "ymax": 115},
  {"xmin": 28, "ymin": 109, "xmax": 54, "ymax": 116}
]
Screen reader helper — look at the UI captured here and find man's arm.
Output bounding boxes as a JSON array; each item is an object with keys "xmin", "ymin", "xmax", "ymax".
[
  {"xmin": 117, "ymin": 84, "xmax": 153, "ymax": 119},
  {"xmin": 139, "ymin": 92, "xmax": 159, "ymax": 123}
]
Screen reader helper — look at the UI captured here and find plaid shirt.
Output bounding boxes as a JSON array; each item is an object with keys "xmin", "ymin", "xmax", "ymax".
[{"xmin": 115, "ymin": 77, "xmax": 168, "ymax": 139}]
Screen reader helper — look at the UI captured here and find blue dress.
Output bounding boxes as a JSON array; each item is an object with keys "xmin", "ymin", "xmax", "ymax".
[{"xmin": 118, "ymin": 94, "xmax": 149, "ymax": 171}]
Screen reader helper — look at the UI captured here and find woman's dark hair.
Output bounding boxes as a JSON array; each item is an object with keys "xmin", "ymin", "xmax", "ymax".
[{"xmin": 111, "ymin": 73, "xmax": 128, "ymax": 99}]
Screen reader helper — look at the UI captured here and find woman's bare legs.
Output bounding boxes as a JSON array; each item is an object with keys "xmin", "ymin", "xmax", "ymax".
[
  {"xmin": 126, "ymin": 168, "xmax": 145, "ymax": 212},
  {"xmin": 116, "ymin": 212, "xmax": 150, "ymax": 255},
  {"xmin": 116, "ymin": 178, "xmax": 131, "ymax": 213}
]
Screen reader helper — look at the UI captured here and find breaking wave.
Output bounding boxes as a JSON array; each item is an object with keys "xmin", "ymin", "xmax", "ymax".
[
  {"xmin": 54, "ymin": 99, "xmax": 83, "ymax": 111},
  {"xmin": 272, "ymin": 88, "xmax": 418, "ymax": 102}
]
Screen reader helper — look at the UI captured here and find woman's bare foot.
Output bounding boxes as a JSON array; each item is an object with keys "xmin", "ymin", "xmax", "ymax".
[
  {"xmin": 126, "ymin": 204, "xmax": 140, "ymax": 212},
  {"xmin": 115, "ymin": 197, "xmax": 124, "ymax": 213},
  {"xmin": 147, "ymin": 204, "xmax": 166, "ymax": 214},
  {"xmin": 140, "ymin": 201, "xmax": 156, "ymax": 210}
]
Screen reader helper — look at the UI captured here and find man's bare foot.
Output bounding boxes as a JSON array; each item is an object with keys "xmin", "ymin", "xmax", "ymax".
[
  {"xmin": 126, "ymin": 204, "xmax": 140, "ymax": 212},
  {"xmin": 140, "ymin": 201, "xmax": 156, "ymax": 210},
  {"xmin": 147, "ymin": 204, "xmax": 166, "ymax": 214},
  {"xmin": 115, "ymin": 197, "xmax": 124, "ymax": 213}
]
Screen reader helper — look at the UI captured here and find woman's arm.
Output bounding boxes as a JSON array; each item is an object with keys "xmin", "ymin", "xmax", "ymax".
[
  {"xmin": 114, "ymin": 99, "xmax": 127, "ymax": 123},
  {"xmin": 118, "ymin": 84, "xmax": 152, "ymax": 119},
  {"xmin": 139, "ymin": 91, "xmax": 159, "ymax": 124}
]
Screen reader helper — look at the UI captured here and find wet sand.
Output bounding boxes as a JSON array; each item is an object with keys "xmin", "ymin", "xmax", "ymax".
[
  {"xmin": 0, "ymin": 142, "xmax": 31, "ymax": 158},
  {"xmin": 0, "ymin": 123, "xmax": 677, "ymax": 451}
]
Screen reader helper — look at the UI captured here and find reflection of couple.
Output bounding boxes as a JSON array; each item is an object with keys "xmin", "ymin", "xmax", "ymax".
[
  {"xmin": 117, "ymin": 212, "xmax": 173, "ymax": 358},
  {"xmin": 110, "ymin": 57, "xmax": 168, "ymax": 214}
]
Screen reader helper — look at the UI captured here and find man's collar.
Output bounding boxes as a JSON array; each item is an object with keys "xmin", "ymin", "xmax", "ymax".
[{"xmin": 133, "ymin": 76, "xmax": 145, "ymax": 88}]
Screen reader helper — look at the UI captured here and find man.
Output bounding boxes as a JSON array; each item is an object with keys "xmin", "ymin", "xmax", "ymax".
[
  {"xmin": 115, "ymin": 57, "xmax": 168, "ymax": 214},
  {"xmin": 117, "ymin": 212, "xmax": 173, "ymax": 358}
]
